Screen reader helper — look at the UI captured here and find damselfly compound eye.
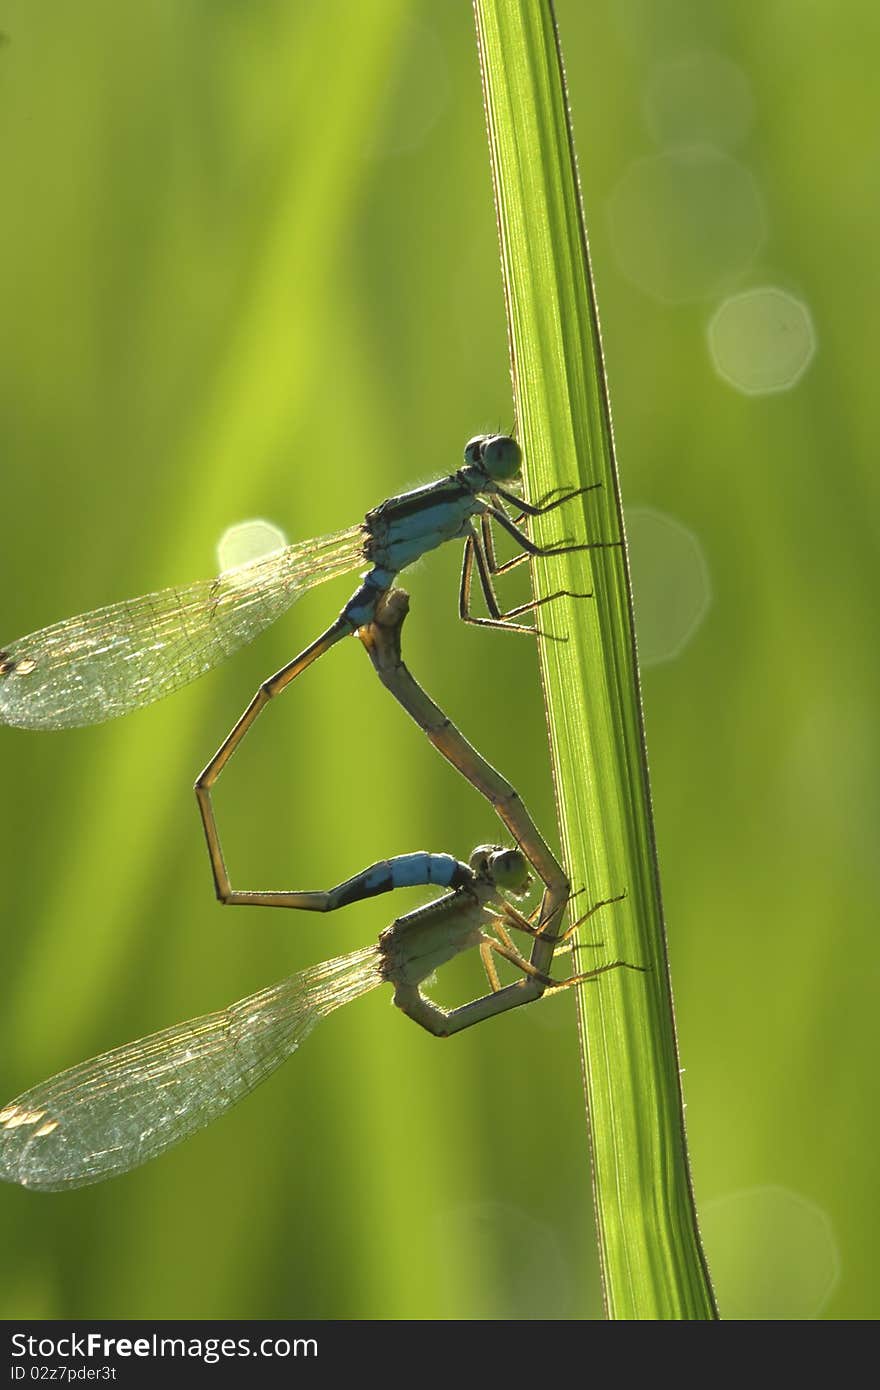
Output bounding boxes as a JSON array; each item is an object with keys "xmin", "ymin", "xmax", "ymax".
[
  {"xmin": 480, "ymin": 435, "xmax": 521, "ymax": 482},
  {"xmin": 463, "ymin": 435, "xmax": 488, "ymax": 467}
]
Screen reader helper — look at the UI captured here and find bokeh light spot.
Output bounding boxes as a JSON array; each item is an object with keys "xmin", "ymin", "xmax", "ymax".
[
  {"xmin": 702, "ymin": 1186, "xmax": 840, "ymax": 1319},
  {"xmin": 217, "ymin": 518, "xmax": 287, "ymax": 574},
  {"xmin": 708, "ymin": 287, "xmax": 816, "ymax": 394},
  {"xmin": 626, "ymin": 508, "xmax": 711, "ymax": 666},
  {"xmin": 607, "ymin": 149, "xmax": 765, "ymax": 302},
  {"xmin": 645, "ymin": 51, "xmax": 754, "ymax": 150}
]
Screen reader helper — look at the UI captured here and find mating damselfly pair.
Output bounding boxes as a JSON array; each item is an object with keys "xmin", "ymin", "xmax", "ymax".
[{"xmin": 0, "ymin": 437, "xmax": 643, "ymax": 1190}]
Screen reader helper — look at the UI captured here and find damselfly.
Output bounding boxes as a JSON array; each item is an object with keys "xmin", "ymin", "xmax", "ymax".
[
  {"xmin": 0, "ymin": 843, "xmax": 640, "ymax": 1191},
  {"xmin": 0, "ymin": 434, "xmax": 610, "ymax": 734}
]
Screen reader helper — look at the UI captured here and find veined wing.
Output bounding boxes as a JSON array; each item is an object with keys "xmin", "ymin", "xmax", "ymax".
[
  {"xmin": 0, "ymin": 525, "xmax": 365, "ymax": 730},
  {"xmin": 0, "ymin": 946, "xmax": 381, "ymax": 1191}
]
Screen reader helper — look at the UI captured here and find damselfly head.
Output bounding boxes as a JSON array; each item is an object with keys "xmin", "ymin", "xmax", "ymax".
[
  {"xmin": 469, "ymin": 844, "xmax": 531, "ymax": 897},
  {"xmin": 462, "ymin": 433, "xmax": 521, "ymax": 483}
]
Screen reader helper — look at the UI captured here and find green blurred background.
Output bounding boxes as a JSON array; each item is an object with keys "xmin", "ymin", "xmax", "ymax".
[{"xmin": 0, "ymin": 0, "xmax": 874, "ymax": 1320}]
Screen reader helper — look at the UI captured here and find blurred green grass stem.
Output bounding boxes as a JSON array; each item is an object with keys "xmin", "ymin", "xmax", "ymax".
[{"xmin": 472, "ymin": 0, "xmax": 718, "ymax": 1319}]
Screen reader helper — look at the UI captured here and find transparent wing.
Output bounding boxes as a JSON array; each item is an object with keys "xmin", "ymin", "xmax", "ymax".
[
  {"xmin": 0, "ymin": 946, "xmax": 381, "ymax": 1191},
  {"xmin": 0, "ymin": 525, "xmax": 364, "ymax": 730}
]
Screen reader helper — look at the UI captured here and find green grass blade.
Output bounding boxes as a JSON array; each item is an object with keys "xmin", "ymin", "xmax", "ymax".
[{"xmin": 473, "ymin": 0, "xmax": 718, "ymax": 1320}]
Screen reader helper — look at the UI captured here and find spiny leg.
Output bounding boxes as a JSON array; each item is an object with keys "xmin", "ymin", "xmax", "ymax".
[
  {"xmin": 486, "ymin": 483, "xmax": 607, "ymax": 564},
  {"xmin": 458, "ymin": 533, "xmax": 590, "ymax": 643},
  {"xmin": 465, "ymin": 502, "xmax": 614, "ymax": 633},
  {"xmin": 458, "ymin": 535, "xmax": 574, "ymax": 638},
  {"xmin": 481, "ymin": 910, "xmax": 519, "ymax": 956},
  {"xmin": 194, "ymin": 616, "xmax": 352, "ymax": 902},
  {"xmin": 475, "ymin": 530, "xmax": 589, "ymax": 622},
  {"xmin": 481, "ymin": 481, "xmax": 608, "ymax": 570},
  {"xmin": 485, "ymin": 892, "xmax": 622, "ymax": 957},
  {"xmin": 507, "ymin": 485, "xmax": 582, "ymax": 524},
  {"xmin": 469, "ymin": 481, "xmax": 602, "ymax": 631},
  {"xmin": 492, "ymin": 480, "xmax": 603, "ymax": 519},
  {"xmin": 480, "ymin": 940, "xmax": 503, "ymax": 994},
  {"xmin": 482, "ymin": 935, "xmax": 647, "ymax": 991},
  {"xmin": 480, "ymin": 512, "xmax": 533, "ymax": 579},
  {"xmin": 512, "ymin": 891, "xmax": 627, "ymax": 948},
  {"xmin": 478, "ymin": 515, "xmax": 595, "ymax": 605},
  {"xmin": 487, "ymin": 504, "xmax": 622, "ymax": 560},
  {"xmin": 479, "ymin": 509, "xmax": 503, "ymax": 574}
]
